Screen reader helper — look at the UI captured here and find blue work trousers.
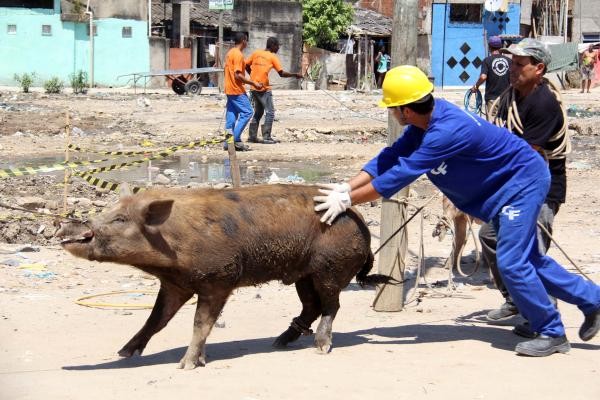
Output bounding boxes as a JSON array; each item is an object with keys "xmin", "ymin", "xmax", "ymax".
[
  {"xmin": 493, "ymin": 176, "xmax": 600, "ymax": 337},
  {"xmin": 225, "ymin": 94, "xmax": 253, "ymax": 142}
]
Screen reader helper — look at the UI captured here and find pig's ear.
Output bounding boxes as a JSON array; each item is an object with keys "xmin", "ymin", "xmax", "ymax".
[
  {"xmin": 119, "ymin": 182, "xmax": 132, "ymax": 198},
  {"xmin": 142, "ymin": 199, "xmax": 174, "ymax": 226}
]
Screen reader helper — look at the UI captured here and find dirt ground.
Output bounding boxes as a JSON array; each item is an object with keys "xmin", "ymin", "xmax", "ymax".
[{"xmin": 0, "ymin": 86, "xmax": 599, "ymax": 400}]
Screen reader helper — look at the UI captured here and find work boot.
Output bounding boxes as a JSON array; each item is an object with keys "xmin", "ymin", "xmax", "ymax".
[
  {"xmin": 248, "ymin": 121, "xmax": 260, "ymax": 143},
  {"xmin": 261, "ymin": 123, "xmax": 278, "ymax": 144},
  {"xmin": 223, "ymin": 141, "xmax": 251, "ymax": 151},
  {"xmin": 512, "ymin": 321, "xmax": 538, "ymax": 339},
  {"xmin": 515, "ymin": 335, "xmax": 570, "ymax": 357},
  {"xmin": 486, "ymin": 301, "xmax": 519, "ymax": 322},
  {"xmin": 579, "ymin": 308, "xmax": 600, "ymax": 341},
  {"xmin": 234, "ymin": 142, "xmax": 250, "ymax": 151}
]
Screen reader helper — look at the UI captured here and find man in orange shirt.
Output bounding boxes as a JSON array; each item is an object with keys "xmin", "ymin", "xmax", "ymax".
[
  {"xmin": 224, "ymin": 32, "xmax": 263, "ymax": 151},
  {"xmin": 245, "ymin": 37, "xmax": 302, "ymax": 144}
]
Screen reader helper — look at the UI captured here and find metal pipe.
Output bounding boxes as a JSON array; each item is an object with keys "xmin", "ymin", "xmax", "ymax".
[
  {"xmin": 148, "ymin": 0, "xmax": 152, "ymax": 37},
  {"xmin": 85, "ymin": 0, "xmax": 94, "ymax": 88},
  {"xmin": 564, "ymin": 0, "xmax": 569, "ymax": 42}
]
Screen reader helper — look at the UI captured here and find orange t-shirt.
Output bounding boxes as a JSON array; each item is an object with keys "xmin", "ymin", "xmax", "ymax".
[
  {"xmin": 224, "ymin": 47, "xmax": 246, "ymax": 95},
  {"xmin": 245, "ymin": 50, "xmax": 282, "ymax": 91}
]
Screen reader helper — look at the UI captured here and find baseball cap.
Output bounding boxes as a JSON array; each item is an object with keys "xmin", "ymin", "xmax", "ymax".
[
  {"xmin": 500, "ymin": 38, "xmax": 551, "ymax": 66},
  {"xmin": 488, "ymin": 36, "xmax": 502, "ymax": 48}
]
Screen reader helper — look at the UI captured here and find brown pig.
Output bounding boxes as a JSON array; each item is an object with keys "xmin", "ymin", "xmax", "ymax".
[{"xmin": 56, "ymin": 184, "xmax": 390, "ymax": 369}]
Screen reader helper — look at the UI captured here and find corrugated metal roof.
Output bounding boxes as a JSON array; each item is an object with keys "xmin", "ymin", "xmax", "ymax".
[
  {"xmin": 348, "ymin": 7, "xmax": 392, "ymax": 37},
  {"xmin": 152, "ymin": 0, "xmax": 232, "ymax": 28}
]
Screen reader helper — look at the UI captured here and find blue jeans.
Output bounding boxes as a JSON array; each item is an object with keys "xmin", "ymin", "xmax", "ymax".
[
  {"xmin": 225, "ymin": 94, "xmax": 253, "ymax": 142},
  {"xmin": 494, "ymin": 177, "xmax": 600, "ymax": 337}
]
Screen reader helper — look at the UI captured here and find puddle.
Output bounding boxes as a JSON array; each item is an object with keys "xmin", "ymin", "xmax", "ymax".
[{"xmin": 0, "ymin": 153, "xmax": 332, "ymax": 186}]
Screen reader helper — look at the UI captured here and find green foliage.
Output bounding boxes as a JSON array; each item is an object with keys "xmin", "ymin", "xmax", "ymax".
[
  {"xmin": 44, "ymin": 77, "xmax": 64, "ymax": 94},
  {"xmin": 70, "ymin": 70, "xmax": 88, "ymax": 94},
  {"xmin": 302, "ymin": 0, "xmax": 354, "ymax": 49},
  {"xmin": 13, "ymin": 72, "xmax": 36, "ymax": 93},
  {"xmin": 73, "ymin": 0, "xmax": 83, "ymax": 15},
  {"xmin": 307, "ymin": 61, "xmax": 323, "ymax": 82}
]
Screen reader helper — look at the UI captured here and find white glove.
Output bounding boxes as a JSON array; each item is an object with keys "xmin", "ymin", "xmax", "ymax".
[
  {"xmin": 314, "ymin": 189, "xmax": 351, "ymax": 225},
  {"xmin": 317, "ymin": 182, "xmax": 351, "ymax": 193}
]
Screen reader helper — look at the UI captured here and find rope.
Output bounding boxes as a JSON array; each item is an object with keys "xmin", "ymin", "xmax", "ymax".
[
  {"xmin": 464, "ymin": 88, "xmax": 483, "ymax": 115},
  {"xmin": 537, "ymin": 221, "xmax": 596, "ymax": 283},
  {"xmin": 0, "ymin": 201, "xmax": 87, "ymax": 223},
  {"xmin": 488, "ymin": 79, "xmax": 571, "ymax": 160},
  {"xmin": 75, "ymin": 290, "xmax": 197, "ymax": 309},
  {"xmin": 318, "ymin": 88, "xmax": 388, "ymax": 124}
]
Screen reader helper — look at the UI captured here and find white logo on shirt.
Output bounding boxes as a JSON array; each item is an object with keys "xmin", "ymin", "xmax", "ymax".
[
  {"xmin": 492, "ymin": 57, "xmax": 510, "ymax": 76},
  {"xmin": 501, "ymin": 205, "xmax": 521, "ymax": 220},
  {"xmin": 430, "ymin": 162, "xmax": 448, "ymax": 175}
]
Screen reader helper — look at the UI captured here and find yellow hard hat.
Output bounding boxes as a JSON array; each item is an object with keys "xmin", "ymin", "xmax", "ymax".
[{"xmin": 379, "ymin": 65, "xmax": 434, "ymax": 108}]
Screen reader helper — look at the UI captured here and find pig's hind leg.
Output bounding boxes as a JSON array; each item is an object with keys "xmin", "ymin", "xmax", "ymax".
[
  {"xmin": 273, "ymin": 276, "xmax": 321, "ymax": 348},
  {"xmin": 118, "ymin": 281, "xmax": 193, "ymax": 358},
  {"xmin": 178, "ymin": 291, "xmax": 230, "ymax": 370},
  {"xmin": 312, "ymin": 280, "xmax": 341, "ymax": 354}
]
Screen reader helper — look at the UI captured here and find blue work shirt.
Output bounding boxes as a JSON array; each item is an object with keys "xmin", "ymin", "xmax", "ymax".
[{"xmin": 362, "ymin": 98, "xmax": 548, "ymax": 222}]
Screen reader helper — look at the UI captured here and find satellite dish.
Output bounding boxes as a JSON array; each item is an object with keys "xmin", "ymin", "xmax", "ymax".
[{"xmin": 484, "ymin": 0, "xmax": 503, "ymax": 12}]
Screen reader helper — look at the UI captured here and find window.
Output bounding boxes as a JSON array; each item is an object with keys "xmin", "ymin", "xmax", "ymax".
[
  {"xmin": 449, "ymin": 4, "xmax": 482, "ymax": 24},
  {"xmin": 42, "ymin": 25, "xmax": 52, "ymax": 36},
  {"xmin": 582, "ymin": 33, "xmax": 600, "ymax": 43},
  {"xmin": 122, "ymin": 27, "xmax": 132, "ymax": 38},
  {"xmin": 86, "ymin": 24, "xmax": 97, "ymax": 36},
  {"xmin": 7, "ymin": 24, "xmax": 17, "ymax": 35}
]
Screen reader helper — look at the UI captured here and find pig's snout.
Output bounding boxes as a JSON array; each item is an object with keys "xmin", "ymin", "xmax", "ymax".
[{"xmin": 54, "ymin": 221, "xmax": 94, "ymax": 245}]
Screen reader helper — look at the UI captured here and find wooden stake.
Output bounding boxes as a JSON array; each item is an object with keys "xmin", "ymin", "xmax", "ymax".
[
  {"xmin": 63, "ymin": 110, "xmax": 71, "ymax": 213},
  {"xmin": 226, "ymin": 139, "xmax": 241, "ymax": 187},
  {"xmin": 372, "ymin": 0, "xmax": 419, "ymax": 312}
]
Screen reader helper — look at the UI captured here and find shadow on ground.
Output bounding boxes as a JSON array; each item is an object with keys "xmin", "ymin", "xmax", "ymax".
[{"xmin": 61, "ymin": 316, "xmax": 600, "ymax": 371}]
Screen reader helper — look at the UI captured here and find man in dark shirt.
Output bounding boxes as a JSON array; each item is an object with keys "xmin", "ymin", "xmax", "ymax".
[
  {"xmin": 481, "ymin": 39, "xmax": 571, "ymax": 339},
  {"xmin": 471, "ymin": 36, "xmax": 511, "ymax": 118}
]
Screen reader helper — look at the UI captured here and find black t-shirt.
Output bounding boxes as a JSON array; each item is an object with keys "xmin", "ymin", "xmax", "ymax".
[
  {"xmin": 510, "ymin": 82, "xmax": 566, "ymax": 205},
  {"xmin": 481, "ymin": 54, "xmax": 511, "ymax": 101}
]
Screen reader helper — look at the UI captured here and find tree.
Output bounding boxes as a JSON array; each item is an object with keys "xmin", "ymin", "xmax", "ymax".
[{"xmin": 302, "ymin": 0, "xmax": 354, "ymax": 49}]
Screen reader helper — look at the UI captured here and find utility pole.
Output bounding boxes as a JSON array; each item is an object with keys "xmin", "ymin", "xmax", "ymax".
[{"xmin": 373, "ymin": 0, "xmax": 419, "ymax": 312}]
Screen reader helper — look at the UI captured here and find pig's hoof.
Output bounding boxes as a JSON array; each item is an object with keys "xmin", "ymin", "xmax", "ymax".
[
  {"xmin": 118, "ymin": 347, "xmax": 142, "ymax": 358},
  {"xmin": 177, "ymin": 356, "xmax": 206, "ymax": 370},
  {"xmin": 273, "ymin": 328, "xmax": 302, "ymax": 349},
  {"xmin": 314, "ymin": 334, "xmax": 332, "ymax": 354}
]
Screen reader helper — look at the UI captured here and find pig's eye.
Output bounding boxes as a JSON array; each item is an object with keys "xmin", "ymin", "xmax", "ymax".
[{"xmin": 111, "ymin": 216, "xmax": 127, "ymax": 223}]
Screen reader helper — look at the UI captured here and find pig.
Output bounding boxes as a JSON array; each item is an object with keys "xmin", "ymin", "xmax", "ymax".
[{"xmin": 56, "ymin": 184, "xmax": 390, "ymax": 369}]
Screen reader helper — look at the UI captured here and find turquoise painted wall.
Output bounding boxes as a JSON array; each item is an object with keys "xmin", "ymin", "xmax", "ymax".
[{"xmin": 0, "ymin": 5, "xmax": 149, "ymax": 87}]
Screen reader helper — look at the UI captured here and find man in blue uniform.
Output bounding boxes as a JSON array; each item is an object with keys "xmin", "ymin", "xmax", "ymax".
[{"xmin": 314, "ymin": 65, "xmax": 600, "ymax": 357}]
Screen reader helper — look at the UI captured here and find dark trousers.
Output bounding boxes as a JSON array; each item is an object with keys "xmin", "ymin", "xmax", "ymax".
[{"xmin": 250, "ymin": 90, "xmax": 275, "ymax": 125}]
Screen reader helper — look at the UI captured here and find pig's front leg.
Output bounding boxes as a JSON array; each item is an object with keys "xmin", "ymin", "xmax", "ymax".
[
  {"xmin": 178, "ymin": 292, "xmax": 229, "ymax": 370},
  {"xmin": 118, "ymin": 281, "xmax": 193, "ymax": 358}
]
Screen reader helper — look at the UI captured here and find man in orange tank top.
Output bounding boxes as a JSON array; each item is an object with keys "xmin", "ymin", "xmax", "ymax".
[
  {"xmin": 245, "ymin": 37, "xmax": 302, "ymax": 144},
  {"xmin": 224, "ymin": 32, "xmax": 263, "ymax": 151}
]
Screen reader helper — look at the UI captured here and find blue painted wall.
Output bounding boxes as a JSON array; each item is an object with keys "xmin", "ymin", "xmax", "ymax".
[
  {"xmin": 431, "ymin": 3, "xmax": 520, "ymax": 88},
  {"xmin": 0, "ymin": 2, "xmax": 149, "ymax": 87}
]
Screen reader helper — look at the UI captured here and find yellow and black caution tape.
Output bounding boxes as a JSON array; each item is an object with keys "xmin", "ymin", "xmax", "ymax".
[
  {"xmin": 73, "ymin": 172, "xmax": 145, "ymax": 194},
  {"xmin": 0, "ymin": 137, "xmax": 224, "ymax": 180},
  {"xmin": 0, "ymin": 157, "xmax": 113, "ymax": 178}
]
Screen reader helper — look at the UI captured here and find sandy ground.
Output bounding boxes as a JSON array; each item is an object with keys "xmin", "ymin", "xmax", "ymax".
[{"xmin": 1, "ymin": 86, "xmax": 599, "ymax": 400}]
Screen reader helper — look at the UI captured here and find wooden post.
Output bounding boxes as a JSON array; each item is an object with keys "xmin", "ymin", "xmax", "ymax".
[
  {"xmin": 373, "ymin": 0, "xmax": 419, "ymax": 312},
  {"xmin": 226, "ymin": 139, "xmax": 241, "ymax": 188},
  {"xmin": 63, "ymin": 111, "xmax": 71, "ymax": 213},
  {"xmin": 217, "ymin": 10, "xmax": 224, "ymax": 92}
]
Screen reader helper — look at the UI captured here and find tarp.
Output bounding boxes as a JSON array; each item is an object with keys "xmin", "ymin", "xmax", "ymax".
[{"xmin": 547, "ymin": 43, "xmax": 579, "ymax": 73}]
